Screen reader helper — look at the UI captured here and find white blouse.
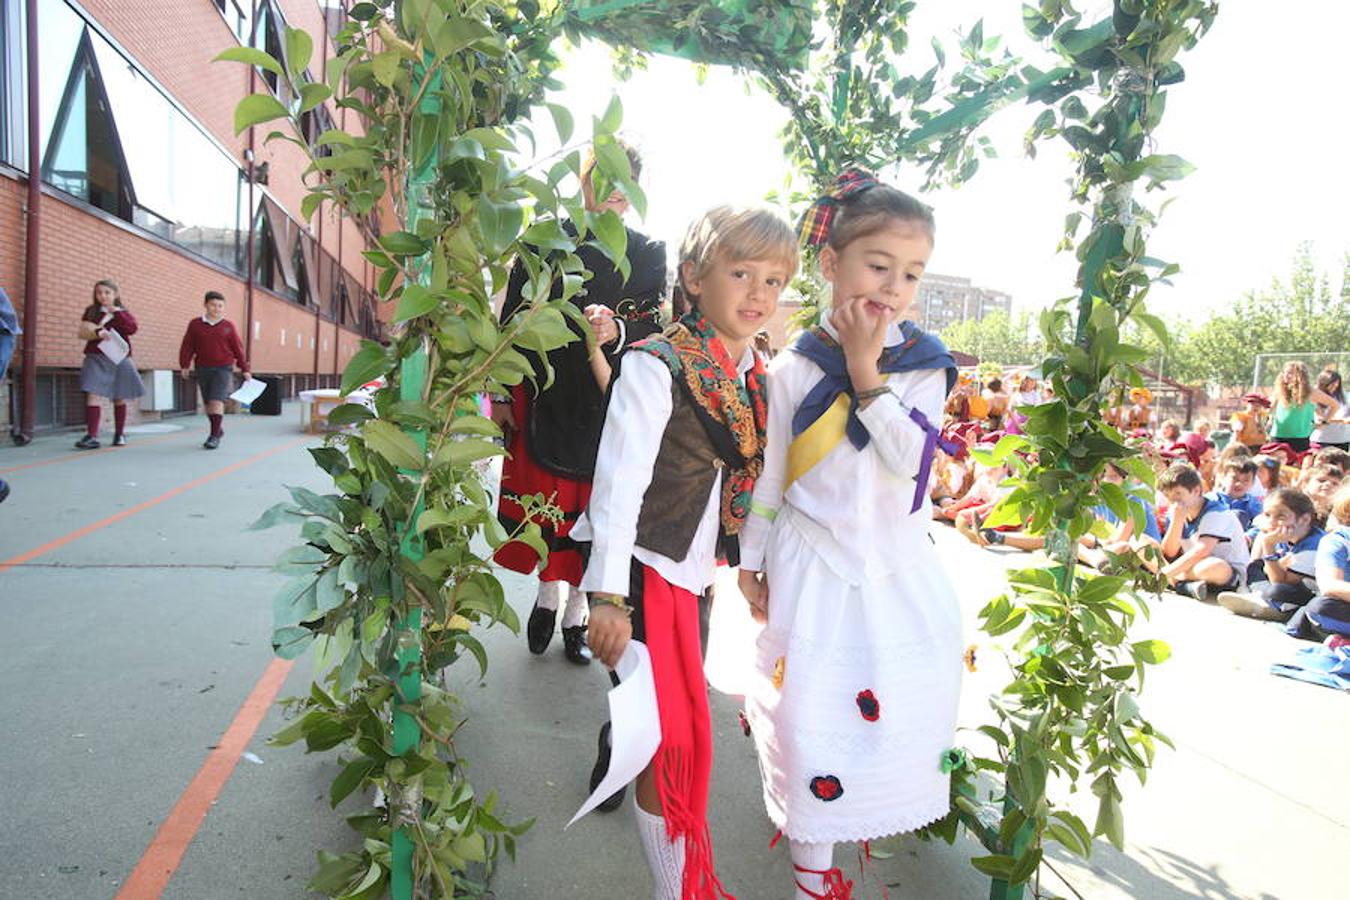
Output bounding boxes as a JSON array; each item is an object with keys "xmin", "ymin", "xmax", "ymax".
[
  {"xmin": 572, "ymin": 346, "xmax": 757, "ymax": 597},
  {"xmin": 738, "ymin": 317, "xmax": 948, "ymax": 585}
]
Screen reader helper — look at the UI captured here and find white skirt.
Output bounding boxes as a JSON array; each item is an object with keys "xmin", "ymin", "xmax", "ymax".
[{"xmin": 745, "ymin": 508, "xmax": 963, "ymax": 844}]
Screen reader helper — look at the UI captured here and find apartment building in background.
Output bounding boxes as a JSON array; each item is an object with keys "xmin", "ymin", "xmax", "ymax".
[
  {"xmin": 0, "ymin": 0, "xmax": 389, "ymax": 432},
  {"xmin": 917, "ymin": 272, "xmax": 1012, "ymax": 333}
]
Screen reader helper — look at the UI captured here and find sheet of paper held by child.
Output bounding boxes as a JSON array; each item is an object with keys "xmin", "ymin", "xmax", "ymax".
[
  {"xmin": 98, "ymin": 328, "xmax": 130, "ymax": 364},
  {"xmin": 566, "ymin": 640, "xmax": 660, "ymax": 827},
  {"xmin": 229, "ymin": 377, "xmax": 268, "ymax": 406}
]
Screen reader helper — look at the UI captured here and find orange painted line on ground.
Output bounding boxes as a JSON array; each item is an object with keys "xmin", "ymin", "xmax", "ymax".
[
  {"xmin": 115, "ymin": 657, "xmax": 296, "ymax": 900},
  {"xmin": 0, "ymin": 435, "xmax": 309, "ymax": 575},
  {"xmin": 0, "ymin": 430, "xmax": 188, "ymax": 474}
]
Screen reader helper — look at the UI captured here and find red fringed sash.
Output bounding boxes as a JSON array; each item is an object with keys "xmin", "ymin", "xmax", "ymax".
[{"xmin": 640, "ymin": 565, "xmax": 734, "ymax": 900}]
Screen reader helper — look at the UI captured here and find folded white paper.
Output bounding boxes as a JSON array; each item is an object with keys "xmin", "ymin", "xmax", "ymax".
[
  {"xmin": 566, "ymin": 641, "xmax": 661, "ymax": 828},
  {"xmin": 229, "ymin": 377, "xmax": 268, "ymax": 405},
  {"xmin": 98, "ymin": 329, "xmax": 129, "ymax": 364}
]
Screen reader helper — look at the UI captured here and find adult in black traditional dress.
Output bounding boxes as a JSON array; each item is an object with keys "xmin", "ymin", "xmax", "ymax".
[{"xmin": 493, "ymin": 142, "xmax": 667, "ymax": 664}]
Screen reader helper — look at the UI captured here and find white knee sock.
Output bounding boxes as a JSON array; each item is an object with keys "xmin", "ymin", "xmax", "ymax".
[
  {"xmin": 790, "ymin": 840, "xmax": 835, "ymax": 899},
  {"xmin": 634, "ymin": 797, "xmax": 684, "ymax": 900},
  {"xmin": 561, "ymin": 583, "xmax": 588, "ymax": 629},
  {"xmin": 535, "ymin": 579, "xmax": 563, "ymax": 611}
]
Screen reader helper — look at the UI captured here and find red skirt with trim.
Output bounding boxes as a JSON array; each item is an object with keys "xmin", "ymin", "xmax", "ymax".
[{"xmin": 494, "ymin": 384, "xmax": 592, "ymax": 585}]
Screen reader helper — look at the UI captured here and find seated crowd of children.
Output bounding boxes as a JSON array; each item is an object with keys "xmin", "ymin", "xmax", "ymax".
[{"xmin": 931, "ymin": 416, "xmax": 1350, "ymax": 645}]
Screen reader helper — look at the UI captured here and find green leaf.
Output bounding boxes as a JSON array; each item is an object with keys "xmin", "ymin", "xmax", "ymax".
[
  {"xmin": 1131, "ymin": 639, "xmax": 1171, "ymax": 664},
  {"xmin": 340, "ymin": 341, "xmax": 389, "ymax": 395},
  {"xmin": 325, "ymin": 403, "xmax": 374, "ymax": 427},
  {"xmin": 1094, "ymin": 785, "xmax": 1126, "ymax": 849},
  {"xmin": 449, "ymin": 415, "xmax": 501, "ymax": 438},
  {"xmin": 213, "ymin": 46, "xmax": 284, "ymax": 78},
  {"xmin": 273, "ymin": 576, "xmax": 319, "ymax": 627},
  {"xmin": 970, "ymin": 854, "xmax": 1015, "ymax": 880},
  {"xmin": 588, "ymin": 209, "xmax": 628, "ymax": 271},
  {"xmin": 274, "ymin": 544, "xmax": 327, "ymax": 576},
  {"xmin": 362, "ymin": 420, "xmax": 425, "ymax": 471},
  {"xmin": 372, "ymin": 50, "xmax": 402, "ymax": 87},
  {"xmin": 298, "ymin": 82, "xmax": 332, "ymax": 113},
  {"xmin": 394, "ymin": 285, "xmax": 439, "ymax": 322},
  {"xmin": 284, "ymin": 26, "xmax": 313, "ymax": 78},
  {"xmin": 330, "ymin": 758, "xmax": 376, "ymax": 808},
  {"xmin": 272, "ymin": 626, "xmax": 314, "ymax": 660},
  {"xmin": 416, "ymin": 506, "xmax": 482, "ymax": 533},
  {"xmin": 233, "ymin": 93, "xmax": 288, "ymax": 136},
  {"xmin": 379, "ymin": 231, "xmax": 428, "ymax": 256},
  {"xmin": 479, "ymin": 198, "xmax": 525, "ymax": 257},
  {"xmin": 545, "ymin": 102, "xmax": 574, "ymax": 144},
  {"xmin": 432, "ymin": 438, "xmax": 504, "ymax": 470},
  {"xmin": 249, "ymin": 502, "xmax": 302, "ymax": 531},
  {"xmin": 315, "ymin": 566, "xmax": 344, "ymax": 614},
  {"xmin": 596, "ymin": 94, "xmax": 623, "ymax": 134}
]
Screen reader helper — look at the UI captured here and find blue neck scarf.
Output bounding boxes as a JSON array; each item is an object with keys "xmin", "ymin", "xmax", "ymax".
[{"xmin": 788, "ymin": 321, "xmax": 957, "ymax": 512}]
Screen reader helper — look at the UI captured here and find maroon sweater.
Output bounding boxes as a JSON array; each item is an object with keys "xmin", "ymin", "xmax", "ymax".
[
  {"xmin": 83, "ymin": 308, "xmax": 138, "ymax": 356},
  {"xmin": 179, "ymin": 317, "xmax": 249, "ymax": 370}
]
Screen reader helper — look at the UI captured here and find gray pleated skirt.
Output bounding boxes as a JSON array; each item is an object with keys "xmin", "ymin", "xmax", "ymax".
[{"xmin": 81, "ymin": 353, "xmax": 146, "ymax": 400}]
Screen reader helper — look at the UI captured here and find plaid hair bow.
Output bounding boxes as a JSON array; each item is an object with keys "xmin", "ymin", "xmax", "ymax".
[{"xmin": 796, "ymin": 167, "xmax": 881, "ymax": 246}]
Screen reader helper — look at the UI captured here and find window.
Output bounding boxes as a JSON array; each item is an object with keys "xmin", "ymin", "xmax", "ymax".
[
  {"xmin": 255, "ymin": 196, "xmax": 301, "ymax": 301},
  {"xmin": 213, "ymin": 0, "xmax": 253, "ymax": 44},
  {"xmin": 0, "ymin": 0, "xmax": 22, "ymax": 166},
  {"xmin": 42, "ymin": 31, "xmax": 133, "ymax": 217}
]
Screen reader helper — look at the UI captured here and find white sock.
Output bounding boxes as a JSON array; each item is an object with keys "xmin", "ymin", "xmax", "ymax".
[
  {"xmin": 535, "ymin": 579, "xmax": 563, "ymax": 611},
  {"xmin": 561, "ymin": 584, "xmax": 588, "ymax": 629},
  {"xmin": 790, "ymin": 840, "xmax": 835, "ymax": 899},
  {"xmin": 634, "ymin": 796, "xmax": 684, "ymax": 900}
]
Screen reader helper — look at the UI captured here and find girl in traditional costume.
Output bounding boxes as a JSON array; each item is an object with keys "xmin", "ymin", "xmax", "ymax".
[
  {"xmin": 577, "ymin": 206, "xmax": 799, "ymax": 898},
  {"xmin": 738, "ymin": 171, "xmax": 963, "ymax": 899},
  {"xmin": 494, "ymin": 141, "xmax": 667, "ymax": 664}
]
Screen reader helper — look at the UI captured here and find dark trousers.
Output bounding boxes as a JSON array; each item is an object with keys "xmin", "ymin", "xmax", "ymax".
[
  {"xmin": 1244, "ymin": 569, "xmax": 1316, "ymax": 618},
  {"xmin": 1285, "ymin": 595, "xmax": 1350, "ymax": 641}
]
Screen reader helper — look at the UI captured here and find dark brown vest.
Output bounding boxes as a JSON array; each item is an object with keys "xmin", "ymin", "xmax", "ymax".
[{"xmin": 634, "ymin": 382, "xmax": 724, "ymax": 561}]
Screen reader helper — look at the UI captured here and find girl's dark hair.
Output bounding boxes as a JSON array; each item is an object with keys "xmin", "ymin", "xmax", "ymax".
[
  {"xmin": 1317, "ymin": 366, "xmax": 1344, "ymax": 403},
  {"xmin": 987, "ymin": 377, "xmax": 1003, "ymax": 392},
  {"xmin": 828, "ymin": 184, "xmax": 935, "ymax": 251},
  {"xmin": 1265, "ymin": 488, "xmax": 1315, "ymax": 522},
  {"xmin": 83, "ymin": 278, "xmax": 124, "ymax": 322}
]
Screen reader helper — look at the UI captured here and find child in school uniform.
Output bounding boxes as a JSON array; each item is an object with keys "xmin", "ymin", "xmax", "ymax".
[
  {"xmin": 1208, "ymin": 457, "xmax": 1262, "ymax": 529},
  {"xmin": 575, "ymin": 206, "xmax": 799, "ymax": 899},
  {"xmin": 1152, "ymin": 462, "xmax": 1250, "ymax": 602},
  {"xmin": 1217, "ymin": 488, "xmax": 1324, "ymax": 621},
  {"xmin": 737, "ymin": 171, "xmax": 962, "ymax": 899},
  {"xmin": 1287, "ymin": 485, "xmax": 1350, "ymax": 641}
]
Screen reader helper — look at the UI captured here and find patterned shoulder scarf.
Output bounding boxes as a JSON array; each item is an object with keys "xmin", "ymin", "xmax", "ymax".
[{"xmin": 631, "ymin": 313, "xmax": 767, "ymax": 539}]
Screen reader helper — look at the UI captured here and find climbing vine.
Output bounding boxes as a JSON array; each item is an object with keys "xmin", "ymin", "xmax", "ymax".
[{"xmin": 222, "ymin": 0, "xmax": 1218, "ymax": 895}]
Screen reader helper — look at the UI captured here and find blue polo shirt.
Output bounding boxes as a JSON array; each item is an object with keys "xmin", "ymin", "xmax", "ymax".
[
  {"xmin": 1317, "ymin": 527, "xmax": 1350, "ymax": 588},
  {"xmin": 1273, "ymin": 527, "xmax": 1326, "ymax": 592},
  {"xmin": 1208, "ymin": 491, "xmax": 1262, "ymax": 530},
  {"xmin": 1093, "ymin": 496, "xmax": 1162, "ymax": 541}
]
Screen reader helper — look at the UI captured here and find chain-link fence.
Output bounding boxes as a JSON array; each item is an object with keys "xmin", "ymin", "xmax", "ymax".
[{"xmin": 1251, "ymin": 352, "xmax": 1350, "ymax": 390}]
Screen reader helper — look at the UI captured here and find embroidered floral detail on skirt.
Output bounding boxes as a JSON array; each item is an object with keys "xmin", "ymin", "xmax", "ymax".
[
  {"xmin": 810, "ymin": 775, "xmax": 844, "ymax": 802},
  {"xmin": 855, "ymin": 689, "xmax": 880, "ymax": 721},
  {"xmin": 772, "ymin": 656, "xmax": 786, "ymax": 690},
  {"xmin": 963, "ymin": 645, "xmax": 979, "ymax": 672}
]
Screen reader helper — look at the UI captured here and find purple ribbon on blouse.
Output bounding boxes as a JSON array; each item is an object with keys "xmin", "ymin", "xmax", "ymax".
[{"xmin": 910, "ymin": 406, "xmax": 961, "ymax": 513}]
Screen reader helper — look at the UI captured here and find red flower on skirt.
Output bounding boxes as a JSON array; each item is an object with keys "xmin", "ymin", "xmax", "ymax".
[
  {"xmin": 855, "ymin": 689, "xmax": 880, "ymax": 722},
  {"xmin": 810, "ymin": 775, "xmax": 844, "ymax": 802}
]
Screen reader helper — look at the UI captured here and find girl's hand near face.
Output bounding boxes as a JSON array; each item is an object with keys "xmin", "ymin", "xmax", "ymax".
[{"xmin": 832, "ymin": 295, "xmax": 889, "ymax": 391}]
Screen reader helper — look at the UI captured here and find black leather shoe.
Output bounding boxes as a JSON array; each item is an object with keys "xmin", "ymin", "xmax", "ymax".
[
  {"xmin": 589, "ymin": 722, "xmax": 625, "ymax": 812},
  {"xmin": 562, "ymin": 625, "xmax": 591, "ymax": 665},
  {"xmin": 526, "ymin": 603, "xmax": 556, "ymax": 655},
  {"xmin": 203, "ymin": 434, "xmax": 221, "ymax": 450},
  {"xmin": 74, "ymin": 434, "xmax": 100, "ymax": 450}
]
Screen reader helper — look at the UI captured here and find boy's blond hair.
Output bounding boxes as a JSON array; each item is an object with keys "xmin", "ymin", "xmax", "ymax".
[
  {"xmin": 677, "ymin": 206, "xmax": 799, "ymax": 297},
  {"xmin": 1330, "ymin": 483, "xmax": 1350, "ymax": 525}
]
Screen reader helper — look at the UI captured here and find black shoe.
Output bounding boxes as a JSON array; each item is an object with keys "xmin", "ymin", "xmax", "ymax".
[
  {"xmin": 526, "ymin": 603, "xmax": 556, "ymax": 655},
  {"xmin": 203, "ymin": 434, "xmax": 220, "ymax": 450},
  {"xmin": 74, "ymin": 434, "xmax": 100, "ymax": 450},
  {"xmin": 562, "ymin": 625, "xmax": 592, "ymax": 665},
  {"xmin": 589, "ymin": 722, "xmax": 625, "ymax": 812},
  {"xmin": 112, "ymin": 433, "xmax": 127, "ymax": 447},
  {"xmin": 0, "ymin": 479, "xmax": 9, "ymax": 504}
]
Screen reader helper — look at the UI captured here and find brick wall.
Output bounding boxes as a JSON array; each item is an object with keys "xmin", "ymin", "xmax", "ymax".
[{"xmin": 4, "ymin": 0, "xmax": 388, "ymax": 418}]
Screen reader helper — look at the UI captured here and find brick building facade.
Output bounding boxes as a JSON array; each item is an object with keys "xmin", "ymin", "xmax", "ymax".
[{"xmin": 0, "ymin": 0, "xmax": 387, "ymax": 433}]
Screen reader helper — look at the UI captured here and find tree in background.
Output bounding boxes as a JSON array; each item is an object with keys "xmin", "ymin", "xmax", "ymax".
[
  {"xmin": 1133, "ymin": 244, "xmax": 1350, "ymax": 388},
  {"xmin": 940, "ymin": 308, "xmax": 1045, "ymax": 367}
]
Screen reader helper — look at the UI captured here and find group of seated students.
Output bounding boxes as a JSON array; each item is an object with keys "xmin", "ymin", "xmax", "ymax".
[{"xmin": 930, "ymin": 423, "xmax": 1350, "ymax": 645}]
